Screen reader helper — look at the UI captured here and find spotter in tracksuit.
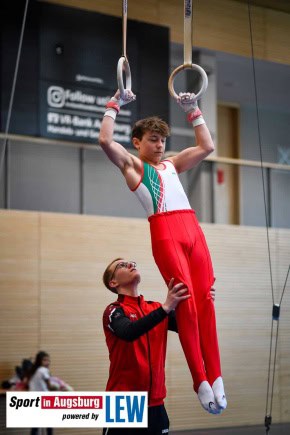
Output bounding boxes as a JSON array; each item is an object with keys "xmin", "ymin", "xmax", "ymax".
[{"xmin": 103, "ymin": 293, "xmax": 178, "ymax": 434}]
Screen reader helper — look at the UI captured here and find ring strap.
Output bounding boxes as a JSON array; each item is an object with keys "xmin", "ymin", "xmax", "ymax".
[
  {"xmin": 184, "ymin": 0, "xmax": 193, "ymax": 66},
  {"xmin": 168, "ymin": 0, "xmax": 208, "ymax": 101},
  {"xmin": 117, "ymin": 0, "xmax": 132, "ymax": 98},
  {"xmin": 122, "ymin": 0, "xmax": 127, "ymax": 58}
]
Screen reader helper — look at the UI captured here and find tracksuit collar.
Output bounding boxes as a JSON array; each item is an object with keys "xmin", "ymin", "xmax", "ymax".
[{"xmin": 117, "ymin": 294, "xmax": 144, "ymax": 304}]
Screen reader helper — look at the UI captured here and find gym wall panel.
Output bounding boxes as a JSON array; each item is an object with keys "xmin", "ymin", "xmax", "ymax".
[
  {"xmin": 82, "ymin": 149, "xmax": 145, "ymax": 217},
  {"xmin": 0, "ymin": 161, "xmax": 4, "ymax": 209},
  {"xmin": 0, "ymin": 211, "xmax": 39, "ymax": 381},
  {"xmin": 8, "ymin": 141, "xmax": 81, "ymax": 213},
  {"xmin": 40, "ymin": 0, "xmax": 290, "ymax": 66},
  {"xmin": 1, "ymin": 210, "xmax": 290, "ymax": 433},
  {"xmin": 266, "ymin": 8, "xmax": 290, "ymax": 64},
  {"xmin": 0, "ymin": 0, "xmax": 39, "ymax": 135},
  {"xmin": 239, "ymin": 105, "xmax": 290, "ymax": 229},
  {"xmin": 270, "ymin": 170, "xmax": 290, "ymax": 229}
]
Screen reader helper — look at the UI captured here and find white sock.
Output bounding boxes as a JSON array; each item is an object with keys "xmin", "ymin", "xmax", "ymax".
[
  {"xmin": 197, "ymin": 381, "xmax": 220, "ymax": 414},
  {"xmin": 212, "ymin": 376, "xmax": 227, "ymax": 410}
]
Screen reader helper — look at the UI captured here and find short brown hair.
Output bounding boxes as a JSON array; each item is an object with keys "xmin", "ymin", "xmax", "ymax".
[
  {"xmin": 131, "ymin": 117, "xmax": 170, "ymax": 141},
  {"xmin": 103, "ymin": 258, "xmax": 123, "ymax": 294}
]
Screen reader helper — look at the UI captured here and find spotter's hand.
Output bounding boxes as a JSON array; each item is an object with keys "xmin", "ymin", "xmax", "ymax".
[{"xmin": 162, "ymin": 278, "xmax": 191, "ymax": 313}]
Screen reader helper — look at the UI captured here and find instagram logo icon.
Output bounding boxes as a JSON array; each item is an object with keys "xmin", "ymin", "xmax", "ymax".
[{"xmin": 47, "ymin": 86, "xmax": 65, "ymax": 108}]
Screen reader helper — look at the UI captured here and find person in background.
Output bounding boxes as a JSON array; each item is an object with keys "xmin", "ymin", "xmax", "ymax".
[{"xmin": 29, "ymin": 351, "xmax": 55, "ymax": 435}]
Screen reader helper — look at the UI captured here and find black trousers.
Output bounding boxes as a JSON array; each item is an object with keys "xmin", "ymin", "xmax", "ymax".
[
  {"xmin": 102, "ymin": 404, "xmax": 169, "ymax": 434},
  {"xmin": 31, "ymin": 429, "xmax": 53, "ymax": 435}
]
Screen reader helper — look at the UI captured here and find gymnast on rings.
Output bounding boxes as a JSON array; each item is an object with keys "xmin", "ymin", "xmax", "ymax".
[{"xmin": 99, "ymin": 85, "xmax": 227, "ymax": 415}]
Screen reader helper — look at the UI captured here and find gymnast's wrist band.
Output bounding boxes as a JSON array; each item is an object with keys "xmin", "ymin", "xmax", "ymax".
[
  {"xmin": 187, "ymin": 108, "xmax": 205, "ymax": 127},
  {"xmin": 104, "ymin": 100, "xmax": 120, "ymax": 121},
  {"xmin": 104, "ymin": 109, "xmax": 117, "ymax": 121},
  {"xmin": 106, "ymin": 101, "xmax": 120, "ymax": 113}
]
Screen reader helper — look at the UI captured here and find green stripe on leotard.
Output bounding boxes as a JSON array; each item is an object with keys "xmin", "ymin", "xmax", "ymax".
[{"xmin": 142, "ymin": 162, "xmax": 164, "ymax": 214}]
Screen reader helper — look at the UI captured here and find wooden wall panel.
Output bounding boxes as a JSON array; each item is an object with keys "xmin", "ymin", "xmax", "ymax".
[
  {"xmin": 265, "ymin": 9, "xmax": 290, "ymax": 64},
  {"xmin": 40, "ymin": 0, "xmax": 290, "ymax": 65},
  {"xmin": 0, "ymin": 210, "xmax": 290, "ymax": 434},
  {"xmin": 0, "ymin": 211, "xmax": 39, "ymax": 380},
  {"xmin": 277, "ymin": 229, "xmax": 290, "ymax": 423}
]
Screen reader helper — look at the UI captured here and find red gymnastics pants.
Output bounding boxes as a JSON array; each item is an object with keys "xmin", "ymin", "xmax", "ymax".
[{"xmin": 148, "ymin": 209, "xmax": 221, "ymax": 392}]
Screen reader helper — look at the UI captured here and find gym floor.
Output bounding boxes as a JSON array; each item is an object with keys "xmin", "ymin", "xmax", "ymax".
[{"xmin": 172, "ymin": 423, "xmax": 290, "ymax": 434}]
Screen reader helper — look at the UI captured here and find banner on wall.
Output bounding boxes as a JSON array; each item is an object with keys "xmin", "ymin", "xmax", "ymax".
[
  {"xmin": 6, "ymin": 391, "xmax": 148, "ymax": 428},
  {"xmin": 40, "ymin": 80, "xmax": 134, "ymax": 145},
  {"xmin": 1, "ymin": 1, "xmax": 169, "ymax": 143}
]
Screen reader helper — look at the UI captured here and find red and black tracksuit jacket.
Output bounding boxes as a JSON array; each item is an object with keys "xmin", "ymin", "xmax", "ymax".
[{"xmin": 103, "ymin": 294, "xmax": 177, "ymax": 407}]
